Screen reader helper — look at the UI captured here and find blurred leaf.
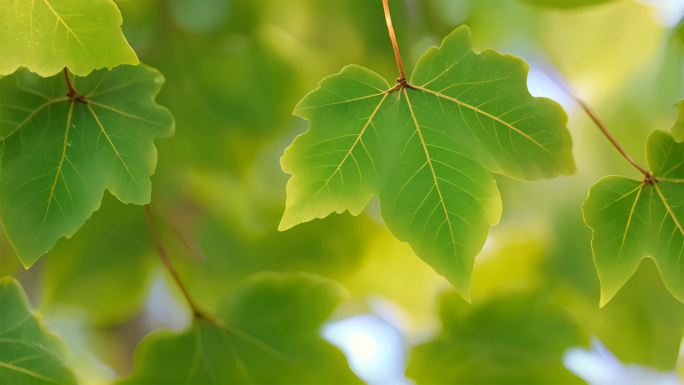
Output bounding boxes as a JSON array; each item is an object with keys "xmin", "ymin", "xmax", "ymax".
[
  {"xmin": 0, "ymin": 276, "xmax": 77, "ymax": 384},
  {"xmin": 161, "ymin": 159, "xmax": 374, "ymax": 312},
  {"xmin": 558, "ymin": 259, "xmax": 684, "ymax": 371},
  {"xmin": 0, "ymin": 64, "xmax": 174, "ymax": 267},
  {"xmin": 406, "ymin": 290, "xmax": 587, "ymax": 384},
  {"xmin": 280, "ymin": 25, "xmax": 574, "ymax": 300},
  {"xmin": 174, "ymin": 208, "xmax": 371, "ymax": 314},
  {"xmin": 41, "ymin": 193, "xmax": 156, "ymax": 326},
  {"xmin": 520, "ymin": 0, "xmax": 618, "ymax": 10},
  {"xmin": 119, "ymin": 272, "xmax": 362, "ymax": 384},
  {"xmin": 583, "ymin": 128, "xmax": 684, "ymax": 306},
  {"xmin": 0, "ymin": 0, "xmax": 138, "ymax": 77},
  {"xmin": 168, "ymin": 0, "xmax": 230, "ymax": 35}
]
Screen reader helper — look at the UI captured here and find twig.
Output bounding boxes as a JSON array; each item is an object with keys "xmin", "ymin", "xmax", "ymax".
[
  {"xmin": 145, "ymin": 205, "xmax": 213, "ymax": 321},
  {"xmin": 63, "ymin": 68, "xmax": 77, "ymax": 96},
  {"xmin": 547, "ymin": 69, "xmax": 654, "ymax": 183},
  {"xmin": 382, "ymin": 0, "xmax": 413, "ymax": 88},
  {"xmin": 63, "ymin": 68, "xmax": 87, "ymax": 104}
]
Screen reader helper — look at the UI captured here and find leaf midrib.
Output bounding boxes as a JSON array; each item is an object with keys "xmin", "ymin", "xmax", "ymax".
[{"xmin": 404, "ymin": 88, "xmax": 458, "ymax": 259}]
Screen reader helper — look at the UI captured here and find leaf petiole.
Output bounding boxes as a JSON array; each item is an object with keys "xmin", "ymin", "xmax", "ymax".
[
  {"xmin": 145, "ymin": 204, "xmax": 216, "ymax": 323},
  {"xmin": 548, "ymin": 70, "xmax": 653, "ymax": 182},
  {"xmin": 62, "ymin": 68, "xmax": 88, "ymax": 104},
  {"xmin": 382, "ymin": 0, "xmax": 415, "ymax": 90}
]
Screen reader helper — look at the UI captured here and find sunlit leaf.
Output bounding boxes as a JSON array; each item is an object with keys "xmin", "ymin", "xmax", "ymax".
[
  {"xmin": 0, "ymin": 0, "xmax": 139, "ymax": 77},
  {"xmin": 119, "ymin": 272, "xmax": 362, "ymax": 384},
  {"xmin": 0, "ymin": 64, "xmax": 174, "ymax": 267},
  {"xmin": 280, "ymin": 25, "xmax": 575, "ymax": 300},
  {"xmin": 583, "ymin": 119, "xmax": 684, "ymax": 306},
  {"xmin": 406, "ymin": 290, "xmax": 587, "ymax": 384},
  {"xmin": 0, "ymin": 276, "xmax": 77, "ymax": 384}
]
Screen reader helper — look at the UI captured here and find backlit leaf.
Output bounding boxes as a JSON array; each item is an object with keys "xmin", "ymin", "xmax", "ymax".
[
  {"xmin": 119, "ymin": 272, "xmax": 361, "ymax": 384},
  {"xmin": 0, "ymin": 276, "xmax": 77, "ymax": 384},
  {"xmin": 0, "ymin": 0, "xmax": 139, "ymax": 77},
  {"xmin": 280, "ymin": 25, "xmax": 575, "ymax": 300},
  {"xmin": 583, "ymin": 114, "xmax": 684, "ymax": 306},
  {"xmin": 0, "ymin": 64, "xmax": 174, "ymax": 267}
]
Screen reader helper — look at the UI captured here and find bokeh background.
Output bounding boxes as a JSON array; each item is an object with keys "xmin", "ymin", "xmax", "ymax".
[{"xmin": 2, "ymin": 0, "xmax": 684, "ymax": 383}]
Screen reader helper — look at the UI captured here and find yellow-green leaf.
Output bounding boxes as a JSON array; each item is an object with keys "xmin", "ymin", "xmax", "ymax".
[
  {"xmin": 0, "ymin": 276, "xmax": 77, "ymax": 384},
  {"xmin": 0, "ymin": 0, "xmax": 139, "ymax": 77},
  {"xmin": 583, "ymin": 122, "xmax": 684, "ymax": 306}
]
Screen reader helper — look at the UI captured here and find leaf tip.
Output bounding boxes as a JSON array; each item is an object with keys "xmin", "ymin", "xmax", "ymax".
[
  {"xmin": 456, "ymin": 284, "xmax": 472, "ymax": 303},
  {"xmin": 277, "ymin": 217, "xmax": 294, "ymax": 232},
  {"xmin": 598, "ymin": 290, "xmax": 614, "ymax": 308}
]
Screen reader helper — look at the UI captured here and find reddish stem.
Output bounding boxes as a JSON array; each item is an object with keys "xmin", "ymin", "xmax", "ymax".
[{"xmin": 546, "ymin": 69, "xmax": 654, "ymax": 182}]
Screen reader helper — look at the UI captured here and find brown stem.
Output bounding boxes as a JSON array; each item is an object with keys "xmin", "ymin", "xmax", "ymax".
[
  {"xmin": 546, "ymin": 69, "xmax": 653, "ymax": 182},
  {"xmin": 575, "ymin": 98, "xmax": 652, "ymax": 178},
  {"xmin": 382, "ymin": 0, "xmax": 408, "ymax": 85},
  {"xmin": 63, "ymin": 67, "xmax": 88, "ymax": 104},
  {"xmin": 145, "ymin": 205, "xmax": 212, "ymax": 321},
  {"xmin": 63, "ymin": 68, "xmax": 77, "ymax": 96}
]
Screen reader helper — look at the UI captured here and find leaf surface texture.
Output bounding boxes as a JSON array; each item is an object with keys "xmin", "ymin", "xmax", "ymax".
[
  {"xmin": 280, "ymin": 26, "xmax": 575, "ymax": 299},
  {"xmin": 0, "ymin": 65, "xmax": 174, "ymax": 267},
  {"xmin": 0, "ymin": 0, "xmax": 139, "ymax": 76}
]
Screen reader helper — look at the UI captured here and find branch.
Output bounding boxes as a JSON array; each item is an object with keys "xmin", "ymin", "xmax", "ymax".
[
  {"xmin": 382, "ymin": 0, "xmax": 409, "ymax": 86},
  {"xmin": 145, "ymin": 205, "xmax": 213, "ymax": 321},
  {"xmin": 547, "ymin": 69, "xmax": 653, "ymax": 181}
]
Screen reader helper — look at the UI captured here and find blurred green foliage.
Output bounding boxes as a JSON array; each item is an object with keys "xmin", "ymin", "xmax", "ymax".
[
  {"xmin": 119, "ymin": 272, "xmax": 361, "ymax": 384},
  {"xmin": 1, "ymin": 0, "xmax": 684, "ymax": 383},
  {"xmin": 0, "ymin": 277, "xmax": 77, "ymax": 384}
]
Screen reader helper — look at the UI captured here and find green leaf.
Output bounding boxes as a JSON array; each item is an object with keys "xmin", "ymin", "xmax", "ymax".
[
  {"xmin": 583, "ymin": 126, "xmax": 684, "ymax": 306},
  {"xmin": 0, "ymin": 0, "xmax": 139, "ymax": 77},
  {"xmin": 119, "ymin": 272, "xmax": 361, "ymax": 384},
  {"xmin": 0, "ymin": 276, "xmax": 77, "ymax": 384},
  {"xmin": 0, "ymin": 64, "xmax": 174, "ymax": 267},
  {"xmin": 280, "ymin": 25, "xmax": 575, "ymax": 300},
  {"xmin": 519, "ymin": 0, "xmax": 618, "ymax": 9},
  {"xmin": 406, "ymin": 290, "xmax": 587, "ymax": 384}
]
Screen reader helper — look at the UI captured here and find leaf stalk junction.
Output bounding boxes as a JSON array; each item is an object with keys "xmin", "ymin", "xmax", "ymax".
[
  {"xmin": 551, "ymin": 72, "xmax": 656, "ymax": 185},
  {"xmin": 382, "ymin": 0, "xmax": 416, "ymax": 92},
  {"xmin": 63, "ymin": 68, "xmax": 88, "ymax": 104}
]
